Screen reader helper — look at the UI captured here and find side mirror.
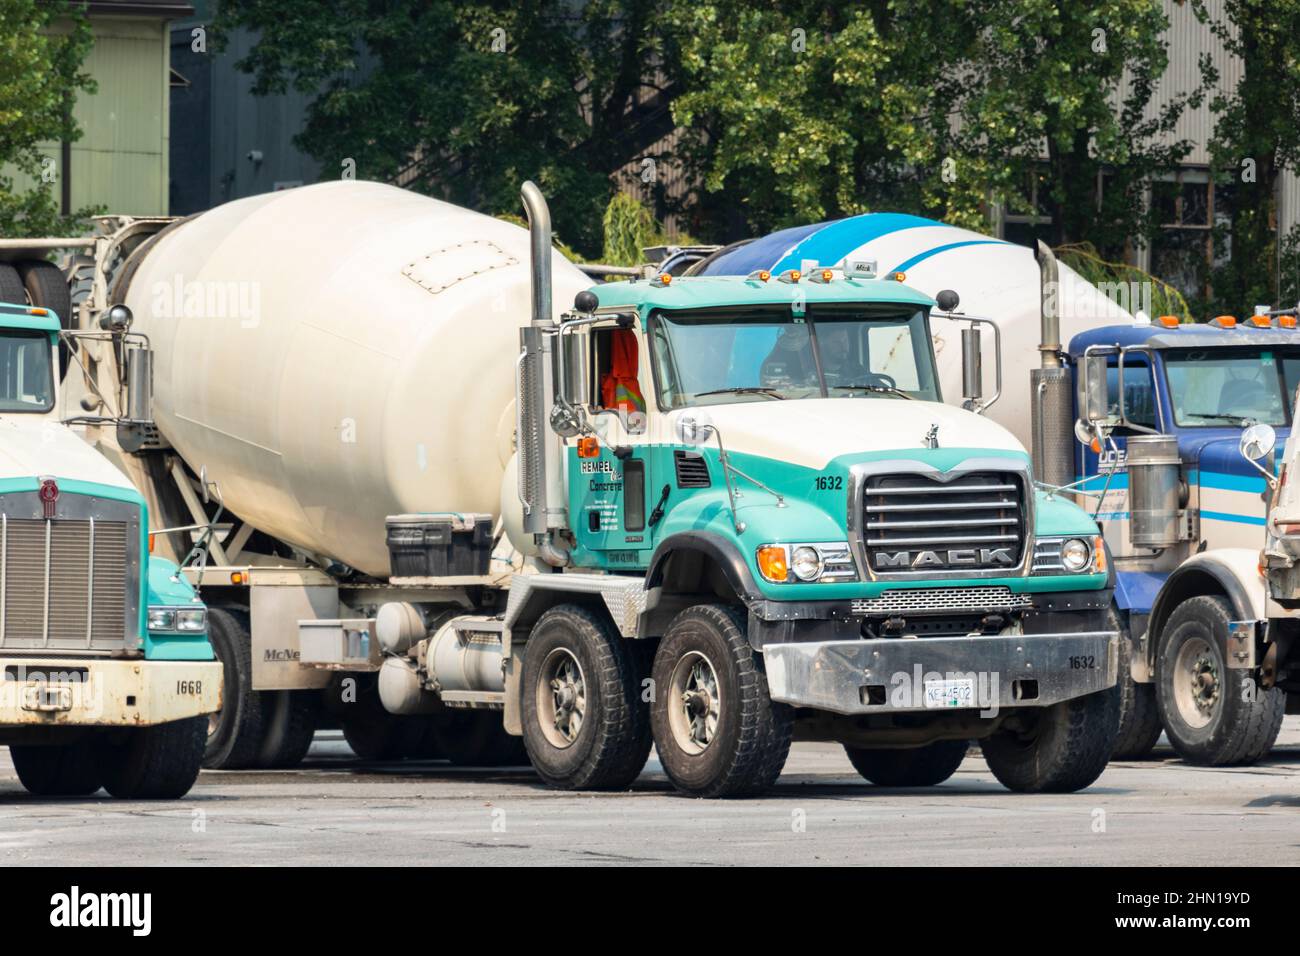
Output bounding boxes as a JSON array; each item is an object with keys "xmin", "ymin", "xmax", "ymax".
[
  {"xmin": 560, "ymin": 327, "xmax": 590, "ymax": 407},
  {"xmin": 1240, "ymin": 423, "xmax": 1277, "ymax": 462},
  {"xmin": 960, "ymin": 326, "xmax": 982, "ymax": 405},
  {"xmin": 100, "ymin": 304, "xmax": 133, "ymax": 331},
  {"xmin": 1083, "ymin": 353, "xmax": 1110, "ymax": 423}
]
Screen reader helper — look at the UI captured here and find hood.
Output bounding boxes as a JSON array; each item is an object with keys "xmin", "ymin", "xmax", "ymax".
[
  {"xmin": 668, "ymin": 397, "xmax": 1024, "ymax": 470},
  {"xmin": 0, "ymin": 417, "xmax": 135, "ymax": 490}
]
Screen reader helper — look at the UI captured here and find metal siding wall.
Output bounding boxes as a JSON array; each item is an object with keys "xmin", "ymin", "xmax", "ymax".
[{"xmin": 4, "ymin": 17, "xmax": 170, "ymax": 217}]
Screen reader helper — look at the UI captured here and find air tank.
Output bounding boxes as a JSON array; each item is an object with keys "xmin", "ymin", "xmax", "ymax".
[{"xmin": 123, "ymin": 181, "xmax": 592, "ymax": 576}]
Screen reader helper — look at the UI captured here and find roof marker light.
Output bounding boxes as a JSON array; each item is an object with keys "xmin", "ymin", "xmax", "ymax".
[
  {"xmin": 651, "ymin": 273, "xmax": 672, "ymax": 287},
  {"xmin": 1210, "ymin": 314, "xmax": 1237, "ymax": 328},
  {"xmin": 746, "ymin": 269, "xmax": 771, "ymax": 283},
  {"xmin": 1157, "ymin": 315, "xmax": 1181, "ymax": 328},
  {"xmin": 1248, "ymin": 313, "xmax": 1272, "ymax": 327},
  {"xmin": 889, "ymin": 271, "xmax": 906, "ymax": 282},
  {"xmin": 777, "ymin": 269, "xmax": 801, "ymax": 284},
  {"xmin": 808, "ymin": 268, "xmax": 835, "ymax": 284},
  {"xmin": 28, "ymin": 308, "xmax": 47, "ymax": 316},
  {"xmin": 1281, "ymin": 315, "xmax": 1298, "ymax": 329}
]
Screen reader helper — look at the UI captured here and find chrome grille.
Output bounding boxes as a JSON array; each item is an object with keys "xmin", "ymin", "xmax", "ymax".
[
  {"xmin": 862, "ymin": 471, "xmax": 1027, "ymax": 574},
  {"xmin": 850, "ymin": 586, "xmax": 1034, "ymax": 615},
  {"xmin": 0, "ymin": 502, "xmax": 137, "ymax": 652}
]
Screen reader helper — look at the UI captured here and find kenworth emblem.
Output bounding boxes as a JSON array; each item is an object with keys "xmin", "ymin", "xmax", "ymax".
[
  {"xmin": 38, "ymin": 478, "xmax": 59, "ymax": 519},
  {"xmin": 874, "ymin": 547, "xmax": 1015, "ymax": 570}
]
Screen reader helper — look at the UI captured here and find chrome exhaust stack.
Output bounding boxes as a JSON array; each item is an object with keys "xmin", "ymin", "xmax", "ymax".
[{"xmin": 1030, "ymin": 242, "xmax": 1073, "ymax": 488}]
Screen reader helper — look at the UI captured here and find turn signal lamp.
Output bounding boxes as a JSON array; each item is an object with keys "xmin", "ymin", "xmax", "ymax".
[
  {"xmin": 147, "ymin": 533, "xmax": 155, "ymax": 553},
  {"xmin": 576, "ymin": 436, "xmax": 601, "ymax": 459},
  {"xmin": 1092, "ymin": 536, "xmax": 1107, "ymax": 574},
  {"xmin": 230, "ymin": 571, "xmax": 246, "ymax": 585},
  {"xmin": 756, "ymin": 545, "xmax": 789, "ymax": 583},
  {"xmin": 1157, "ymin": 314, "xmax": 1181, "ymax": 328},
  {"xmin": 1210, "ymin": 315, "xmax": 1237, "ymax": 328}
]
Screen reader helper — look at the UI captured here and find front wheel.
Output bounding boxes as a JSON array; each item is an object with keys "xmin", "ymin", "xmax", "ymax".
[
  {"xmin": 844, "ymin": 740, "xmax": 968, "ymax": 787},
  {"xmin": 520, "ymin": 604, "xmax": 652, "ymax": 790},
  {"xmin": 10, "ymin": 739, "xmax": 103, "ymax": 796},
  {"xmin": 980, "ymin": 688, "xmax": 1118, "ymax": 793},
  {"xmin": 650, "ymin": 604, "xmax": 793, "ymax": 798},
  {"xmin": 97, "ymin": 716, "xmax": 207, "ymax": 799},
  {"xmin": 1155, "ymin": 595, "xmax": 1284, "ymax": 765}
]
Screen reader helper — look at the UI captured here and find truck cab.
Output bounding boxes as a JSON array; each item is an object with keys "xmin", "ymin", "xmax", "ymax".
[
  {"xmin": 1067, "ymin": 314, "xmax": 1299, "ymax": 764},
  {"xmin": 505, "ymin": 194, "xmax": 1121, "ymax": 798},
  {"xmin": 0, "ymin": 299, "xmax": 220, "ymax": 798}
]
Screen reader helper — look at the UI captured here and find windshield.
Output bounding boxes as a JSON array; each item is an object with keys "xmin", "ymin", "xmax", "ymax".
[
  {"xmin": 649, "ymin": 305, "xmax": 940, "ymax": 409},
  {"xmin": 0, "ymin": 329, "xmax": 54, "ymax": 413},
  {"xmin": 1165, "ymin": 347, "xmax": 1300, "ymax": 427}
]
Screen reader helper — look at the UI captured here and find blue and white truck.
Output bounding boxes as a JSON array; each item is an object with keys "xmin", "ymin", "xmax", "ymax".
[
  {"xmin": 700, "ymin": 214, "xmax": 1295, "ymax": 765},
  {"xmin": 0, "ymin": 258, "xmax": 219, "ymax": 798}
]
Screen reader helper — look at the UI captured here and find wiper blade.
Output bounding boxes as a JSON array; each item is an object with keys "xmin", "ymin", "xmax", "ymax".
[
  {"xmin": 694, "ymin": 386, "xmax": 785, "ymax": 400},
  {"xmin": 830, "ymin": 383, "xmax": 913, "ymax": 399}
]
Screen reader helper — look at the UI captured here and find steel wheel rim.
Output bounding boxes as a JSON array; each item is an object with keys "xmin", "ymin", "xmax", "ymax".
[
  {"xmin": 536, "ymin": 647, "xmax": 586, "ymax": 749},
  {"xmin": 667, "ymin": 650, "xmax": 721, "ymax": 755},
  {"xmin": 1174, "ymin": 636, "xmax": 1219, "ymax": 729}
]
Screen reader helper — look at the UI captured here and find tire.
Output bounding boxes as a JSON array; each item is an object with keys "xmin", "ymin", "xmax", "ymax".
[
  {"xmin": 203, "ymin": 607, "xmax": 266, "ymax": 770},
  {"xmin": 0, "ymin": 263, "xmax": 26, "ymax": 304},
  {"xmin": 844, "ymin": 740, "xmax": 968, "ymax": 787},
  {"xmin": 650, "ymin": 604, "xmax": 793, "ymax": 798},
  {"xmin": 10, "ymin": 739, "xmax": 103, "ymax": 796},
  {"xmin": 339, "ymin": 689, "xmax": 430, "ymax": 762},
  {"xmin": 432, "ymin": 710, "xmax": 529, "ymax": 767},
  {"xmin": 1114, "ymin": 623, "xmax": 1164, "ymax": 759},
  {"xmin": 19, "ymin": 260, "xmax": 74, "ymax": 375},
  {"xmin": 1155, "ymin": 595, "xmax": 1285, "ymax": 766},
  {"xmin": 980, "ymin": 688, "xmax": 1119, "ymax": 793},
  {"xmin": 97, "ymin": 716, "xmax": 207, "ymax": 799},
  {"xmin": 520, "ymin": 603, "xmax": 652, "ymax": 790},
  {"xmin": 256, "ymin": 690, "xmax": 320, "ymax": 769}
]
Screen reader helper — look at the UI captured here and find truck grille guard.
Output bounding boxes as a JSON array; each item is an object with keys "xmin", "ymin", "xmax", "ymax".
[{"xmin": 846, "ymin": 457, "xmax": 1034, "ymax": 581}]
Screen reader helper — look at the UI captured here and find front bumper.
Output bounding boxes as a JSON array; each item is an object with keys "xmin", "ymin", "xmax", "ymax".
[
  {"xmin": 762, "ymin": 630, "xmax": 1118, "ymax": 715},
  {"xmin": 0, "ymin": 657, "xmax": 222, "ymax": 727}
]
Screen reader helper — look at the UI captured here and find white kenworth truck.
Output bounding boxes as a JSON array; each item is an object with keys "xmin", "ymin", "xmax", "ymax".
[
  {"xmin": 0, "ymin": 269, "xmax": 219, "ymax": 799},
  {"xmin": 18, "ymin": 180, "xmax": 1120, "ymax": 797}
]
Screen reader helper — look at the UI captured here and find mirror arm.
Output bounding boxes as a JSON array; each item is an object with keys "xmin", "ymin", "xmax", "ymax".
[
  {"xmin": 1244, "ymin": 455, "xmax": 1279, "ymax": 490},
  {"xmin": 933, "ymin": 311, "xmax": 1002, "ymax": 413}
]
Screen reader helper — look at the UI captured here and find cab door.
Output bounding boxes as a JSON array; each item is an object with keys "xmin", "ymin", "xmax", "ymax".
[{"xmin": 569, "ymin": 324, "xmax": 660, "ymax": 570}]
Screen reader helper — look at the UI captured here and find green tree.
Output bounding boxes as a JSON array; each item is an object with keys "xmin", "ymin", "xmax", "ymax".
[
  {"xmin": 666, "ymin": 1, "xmax": 1194, "ymax": 252},
  {"xmin": 0, "ymin": 0, "xmax": 97, "ymax": 236},
  {"xmin": 1193, "ymin": 0, "xmax": 1300, "ymax": 311},
  {"xmin": 666, "ymin": 2, "xmax": 986, "ymax": 238},
  {"xmin": 214, "ymin": 0, "xmax": 671, "ymax": 257}
]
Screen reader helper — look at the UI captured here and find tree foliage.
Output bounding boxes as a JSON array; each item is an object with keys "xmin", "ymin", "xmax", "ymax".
[
  {"xmin": 1193, "ymin": 0, "xmax": 1300, "ymax": 311},
  {"xmin": 214, "ymin": 0, "xmax": 673, "ymax": 256},
  {"xmin": 0, "ymin": 0, "xmax": 97, "ymax": 236}
]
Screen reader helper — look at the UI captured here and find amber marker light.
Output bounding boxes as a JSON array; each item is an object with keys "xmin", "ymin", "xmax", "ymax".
[
  {"xmin": 576, "ymin": 436, "xmax": 601, "ymax": 459},
  {"xmin": 756, "ymin": 545, "xmax": 789, "ymax": 583}
]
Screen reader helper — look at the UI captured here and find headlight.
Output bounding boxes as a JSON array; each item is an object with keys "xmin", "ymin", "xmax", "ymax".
[
  {"xmin": 147, "ymin": 608, "xmax": 176, "ymax": 631},
  {"xmin": 756, "ymin": 543, "xmax": 856, "ymax": 583},
  {"xmin": 790, "ymin": 546, "xmax": 823, "ymax": 581},
  {"xmin": 1061, "ymin": 538, "xmax": 1092, "ymax": 572},
  {"xmin": 175, "ymin": 608, "xmax": 207, "ymax": 631},
  {"xmin": 148, "ymin": 606, "xmax": 207, "ymax": 632}
]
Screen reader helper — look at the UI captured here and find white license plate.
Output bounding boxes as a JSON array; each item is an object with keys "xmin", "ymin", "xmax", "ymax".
[{"xmin": 923, "ymin": 678, "xmax": 975, "ymax": 709}]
